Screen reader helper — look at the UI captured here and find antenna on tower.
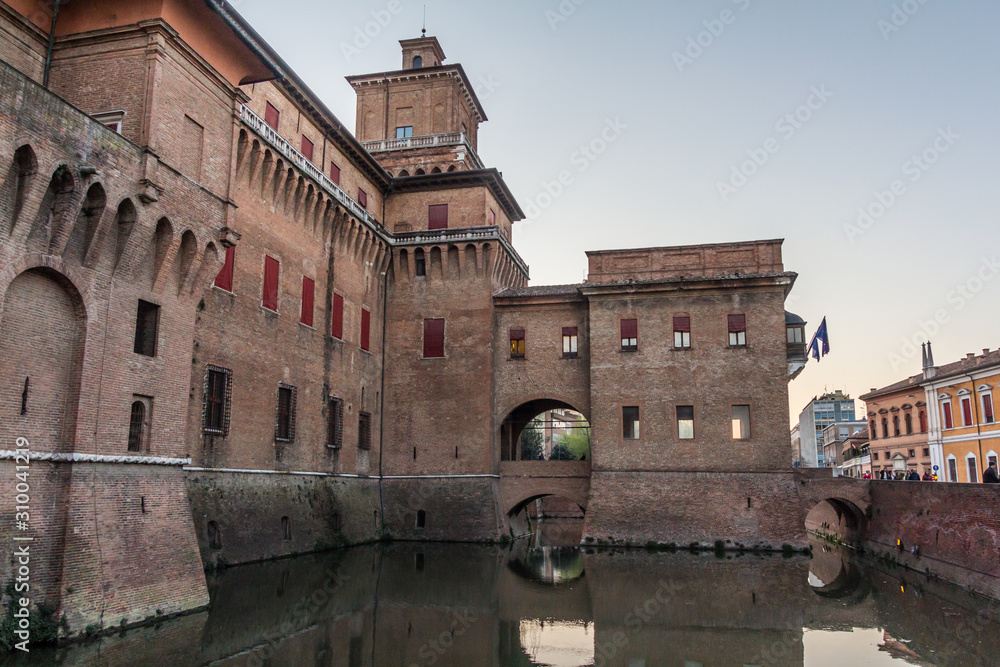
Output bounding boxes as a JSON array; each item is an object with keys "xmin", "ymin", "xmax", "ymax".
[{"xmin": 422, "ymin": 5, "xmax": 427, "ymax": 36}]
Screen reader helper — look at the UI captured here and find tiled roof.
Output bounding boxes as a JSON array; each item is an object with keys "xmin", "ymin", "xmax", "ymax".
[
  {"xmin": 494, "ymin": 284, "xmax": 582, "ymax": 298},
  {"xmin": 862, "ymin": 348, "xmax": 1000, "ymax": 399}
]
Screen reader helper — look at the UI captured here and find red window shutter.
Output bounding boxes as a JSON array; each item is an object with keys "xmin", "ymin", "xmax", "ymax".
[
  {"xmin": 214, "ymin": 245, "xmax": 235, "ymax": 291},
  {"xmin": 428, "ymin": 204, "xmax": 448, "ymax": 230},
  {"xmin": 262, "ymin": 256, "xmax": 279, "ymax": 311},
  {"xmin": 423, "ymin": 318, "xmax": 445, "ymax": 358},
  {"xmin": 728, "ymin": 314, "xmax": 746, "ymax": 332},
  {"xmin": 331, "ymin": 293, "xmax": 344, "ymax": 339},
  {"xmin": 562, "ymin": 326, "xmax": 577, "ymax": 337},
  {"xmin": 300, "ymin": 276, "xmax": 315, "ymax": 327},
  {"xmin": 962, "ymin": 398, "xmax": 973, "ymax": 425},
  {"xmin": 357, "ymin": 188, "xmax": 368, "ymax": 209},
  {"xmin": 621, "ymin": 318, "xmax": 637, "ymax": 338},
  {"xmin": 300, "ymin": 136, "xmax": 314, "ymax": 161},
  {"xmin": 674, "ymin": 316, "xmax": 690, "ymax": 332},
  {"xmin": 943, "ymin": 404, "xmax": 953, "ymax": 429},
  {"xmin": 330, "ymin": 162, "xmax": 341, "ymax": 185},
  {"xmin": 510, "ymin": 328, "xmax": 525, "ymax": 341},
  {"xmin": 360, "ymin": 308, "xmax": 371, "ymax": 351},
  {"xmin": 488, "ymin": 209, "xmax": 496, "ymax": 226},
  {"xmin": 985, "ymin": 397, "xmax": 995, "ymax": 422},
  {"xmin": 264, "ymin": 102, "xmax": 280, "ymax": 130}
]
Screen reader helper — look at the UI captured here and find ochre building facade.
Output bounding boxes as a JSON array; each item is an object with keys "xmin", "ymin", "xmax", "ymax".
[{"xmin": 0, "ymin": 0, "xmax": 813, "ymax": 636}]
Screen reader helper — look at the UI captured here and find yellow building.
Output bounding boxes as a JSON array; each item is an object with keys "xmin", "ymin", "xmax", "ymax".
[{"xmin": 923, "ymin": 346, "xmax": 1000, "ymax": 482}]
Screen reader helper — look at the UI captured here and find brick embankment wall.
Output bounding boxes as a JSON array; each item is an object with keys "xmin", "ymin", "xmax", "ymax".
[
  {"xmin": 380, "ymin": 477, "xmax": 503, "ymax": 542},
  {"xmin": 185, "ymin": 472, "xmax": 381, "ymax": 569},
  {"xmin": 583, "ymin": 471, "xmax": 807, "ymax": 550},
  {"xmin": 865, "ymin": 480, "xmax": 1000, "ymax": 598}
]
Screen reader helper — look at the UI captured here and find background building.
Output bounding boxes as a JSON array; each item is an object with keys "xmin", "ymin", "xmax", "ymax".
[
  {"xmin": 796, "ymin": 390, "xmax": 856, "ymax": 467},
  {"xmin": 820, "ymin": 421, "xmax": 867, "ymax": 472}
]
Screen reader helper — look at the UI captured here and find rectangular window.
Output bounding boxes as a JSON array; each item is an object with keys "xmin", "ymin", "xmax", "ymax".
[
  {"xmin": 948, "ymin": 457, "xmax": 958, "ymax": 482},
  {"xmin": 357, "ymin": 188, "xmax": 368, "ymax": 209},
  {"xmin": 562, "ymin": 327, "xmax": 578, "ymax": 358},
  {"xmin": 327, "ymin": 396, "xmax": 343, "ymax": 449},
  {"xmin": 415, "ymin": 253, "xmax": 426, "ymax": 276},
  {"xmin": 181, "ymin": 115, "xmax": 204, "ymax": 182},
  {"xmin": 873, "ymin": 452, "xmax": 879, "ymax": 461},
  {"xmin": 329, "ymin": 162, "xmax": 341, "ymax": 185},
  {"xmin": 332, "ymin": 293, "xmax": 344, "ymax": 339},
  {"xmin": 358, "ymin": 412, "xmax": 371, "ymax": 450},
  {"xmin": 623, "ymin": 406, "xmax": 639, "ymax": 440},
  {"xmin": 673, "ymin": 316, "xmax": 691, "ymax": 349},
  {"xmin": 488, "ymin": 209, "xmax": 496, "ymax": 226},
  {"xmin": 908, "ymin": 449, "xmax": 916, "ymax": 458},
  {"xmin": 423, "ymin": 318, "xmax": 445, "ymax": 358},
  {"xmin": 620, "ymin": 318, "xmax": 638, "ymax": 351},
  {"xmin": 728, "ymin": 314, "xmax": 747, "ymax": 346},
  {"xmin": 300, "ymin": 276, "xmax": 315, "ymax": 327},
  {"xmin": 300, "ymin": 135, "xmax": 314, "ymax": 161},
  {"xmin": 276, "ymin": 384, "xmax": 296, "ymax": 442},
  {"xmin": 677, "ymin": 405, "xmax": 695, "ymax": 440},
  {"xmin": 509, "ymin": 328, "xmax": 525, "ymax": 359},
  {"xmin": 787, "ymin": 327, "xmax": 804, "ymax": 343},
  {"xmin": 360, "ymin": 308, "xmax": 371, "ymax": 351},
  {"xmin": 983, "ymin": 393, "xmax": 995, "ymax": 424},
  {"xmin": 961, "ymin": 396, "xmax": 974, "ymax": 426},
  {"xmin": 133, "ymin": 300, "xmax": 160, "ymax": 357},
  {"xmin": 923, "ymin": 448, "xmax": 930, "ymax": 457},
  {"xmin": 395, "ymin": 126, "xmax": 413, "ymax": 139},
  {"xmin": 942, "ymin": 401, "xmax": 953, "ymax": 429},
  {"xmin": 731, "ymin": 405, "xmax": 751, "ymax": 440},
  {"xmin": 214, "ymin": 245, "xmax": 235, "ymax": 292},
  {"xmin": 968, "ymin": 458, "xmax": 979, "ymax": 483},
  {"xmin": 262, "ymin": 255, "xmax": 279, "ymax": 311},
  {"xmin": 203, "ymin": 365, "xmax": 232, "ymax": 435},
  {"xmin": 264, "ymin": 101, "xmax": 280, "ymax": 130},
  {"xmin": 428, "ymin": 204, "xmax": 449, "ymax": 230}
]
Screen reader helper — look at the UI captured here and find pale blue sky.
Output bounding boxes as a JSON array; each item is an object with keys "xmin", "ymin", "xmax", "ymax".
[{"xmin": 234, "ymin": 0, "xmax": 1000, "ymax": 425}]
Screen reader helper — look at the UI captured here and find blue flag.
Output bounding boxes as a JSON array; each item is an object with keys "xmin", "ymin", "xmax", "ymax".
[{"xmin": 809, "ymin": 317, "xmax": 830, "ymax": 361}]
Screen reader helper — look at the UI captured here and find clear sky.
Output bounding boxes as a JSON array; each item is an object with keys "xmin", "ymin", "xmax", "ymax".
[{"xmin": 234, "ymin": 0, "xmax": 1000, "ymax": 426}]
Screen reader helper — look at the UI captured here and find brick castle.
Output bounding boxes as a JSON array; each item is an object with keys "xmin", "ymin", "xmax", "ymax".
[{"xmin": 0, "ymin": 0, "xmax": 826, "ymax": 635}]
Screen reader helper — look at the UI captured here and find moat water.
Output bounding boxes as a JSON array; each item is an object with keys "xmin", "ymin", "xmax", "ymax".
[{"xmin": 5, "ymin": 521, "xmax": 1000, "ymax": 666}]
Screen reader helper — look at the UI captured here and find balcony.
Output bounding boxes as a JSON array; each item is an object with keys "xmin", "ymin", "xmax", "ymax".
[
  {"xmin": 393, "ymin": 225, "xmax": 529, "ymax": 277},
  {"xmin": 238, "ymin": 104, "xmax": 383, "ymax": 233},
  {"xmin": 361, "ymin": 132, "xmax": 485, "ymax": 170}
]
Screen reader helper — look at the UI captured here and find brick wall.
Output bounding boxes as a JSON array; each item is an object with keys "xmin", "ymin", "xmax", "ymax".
[{"xmin": 866, "ymin": 480, "xmax": 1000, "ymax": 598}]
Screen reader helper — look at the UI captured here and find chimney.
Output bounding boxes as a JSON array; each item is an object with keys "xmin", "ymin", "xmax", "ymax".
[
  {"xmin": 984, "ymin": 349, "xmax": 991, "ymax": 355},
  {"xmin": 923, "ymin": 341, "xmax": 936, "ymax": 379},
  {"xmin": 967, "ymin": 353, "xmax": 975, "ymax": 360}
]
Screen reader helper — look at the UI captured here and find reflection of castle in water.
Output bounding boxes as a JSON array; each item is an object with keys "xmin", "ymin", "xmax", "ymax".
[{"xmin": 19, "ymin": 541, "xmax": 1000, "ymax": 666}]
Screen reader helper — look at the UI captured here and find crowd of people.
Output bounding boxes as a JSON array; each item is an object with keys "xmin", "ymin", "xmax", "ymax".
[{"xmin": 860, "ymin": 461, "xmax": 1000, "ymax": 483}]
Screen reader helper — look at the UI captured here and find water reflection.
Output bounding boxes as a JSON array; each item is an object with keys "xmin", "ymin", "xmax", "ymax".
[{"xmin": 11, "ymin": 534, "xmax": 1000, "ymax": 665}]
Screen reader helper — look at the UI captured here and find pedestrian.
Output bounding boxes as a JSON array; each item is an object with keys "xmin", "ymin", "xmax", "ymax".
[
  {"xmin": 907, "ymin": 470, "xmax": 920, "ymax": 481},
  {"xmin": 922, "ymin": 470, "xmax": 931, "ymax": 481},
  {"xmin": 984, "ymin": 461, "xmax": 1000, "ymax": 484}
]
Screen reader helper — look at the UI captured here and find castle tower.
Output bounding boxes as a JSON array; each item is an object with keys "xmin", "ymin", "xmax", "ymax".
[{"xmin": 347, "ymin": 36, "xmax": 487, "ymax": 178}]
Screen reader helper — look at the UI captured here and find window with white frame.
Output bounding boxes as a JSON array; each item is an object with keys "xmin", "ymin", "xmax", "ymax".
[
  {"xmin": 980, "ymin": 388, "xmax": 995, "ymax": 424},
  {"xmin": 966, "ymin": 453, "xmax": 979, "ymax": 483},
  {"xmin": 960, "ymin": 394, "xmax": 974, "ymax": 426}
]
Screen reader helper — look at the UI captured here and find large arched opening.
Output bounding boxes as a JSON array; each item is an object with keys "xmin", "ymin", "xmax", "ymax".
[
  {"xmin": 805, "ymin": 497, "xmax": 867, "ymax": 547},
  {"xmin": 499, "ymin": 398, "xmax": 591, "ymax": 462}
]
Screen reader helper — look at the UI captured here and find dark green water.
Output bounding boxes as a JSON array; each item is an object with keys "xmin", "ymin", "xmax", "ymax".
[{"xmin": 4, "ymin": 525, "xmax": 1000, "ymax": 666}]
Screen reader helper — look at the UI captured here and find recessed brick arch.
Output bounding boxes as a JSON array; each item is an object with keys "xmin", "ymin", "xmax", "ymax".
[
  {"xmin": 0, "ymin": 265, "xmax": 88, "ymax": 454},
  {"xmin": 505, "ymin": 489, "xmax": 588, "ymax": 519},
  {"xmin": 799, "ymin": 475, "xmax": 872, "ymax": 546},
  {"xmin": 498, "ymin": 396, "xmax": 590, "ymax": 462}
]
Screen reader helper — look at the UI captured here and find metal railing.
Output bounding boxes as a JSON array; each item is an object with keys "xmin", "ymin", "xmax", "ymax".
[
  {"xmin": 239, "ymin": 104, "xmax": 383, "ymax": 233},
  {"xmin": 361, "ymin": 132, "xmax": 485, "ymax": 170}
]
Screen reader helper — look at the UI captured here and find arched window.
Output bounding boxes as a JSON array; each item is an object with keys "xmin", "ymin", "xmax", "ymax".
[
  {"xmin": 415, "ymin": 168, "xmax": 425, "ymax": 175},
  {"xmin": 416, "ymin": 510, "xmax": 426, "ymax": 529},
  {"xmin": 431, "ymin": 166, "xmax": 441, "ymax": 173},
  {"xmin": 893, "ymin": 415, "xmax": 900, "ymax": 437},
  {"xmin": 398, "ymin": 169, "xmax": 410, "ymax": 177},
  {"xmin": 412, "ymin": 55, "xmax": 422, "ymax": 68},
  {"xmin": 882, "ymin": 418, "xmax": 889, "ymax": 439},
  {"xmin": 870, "ymin": 420, "xmax": 877, "ymax": 439},
  {"xmin": 904, "ymin": 413, "xmax": 913, "ymax": 434},
  {"xmin": 919, "ymin": 411, "xmax": 927, "ymax": 432},
  {"xmin": 127, "ymin": 401, "xmax": 146, "ymax": 452}
]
